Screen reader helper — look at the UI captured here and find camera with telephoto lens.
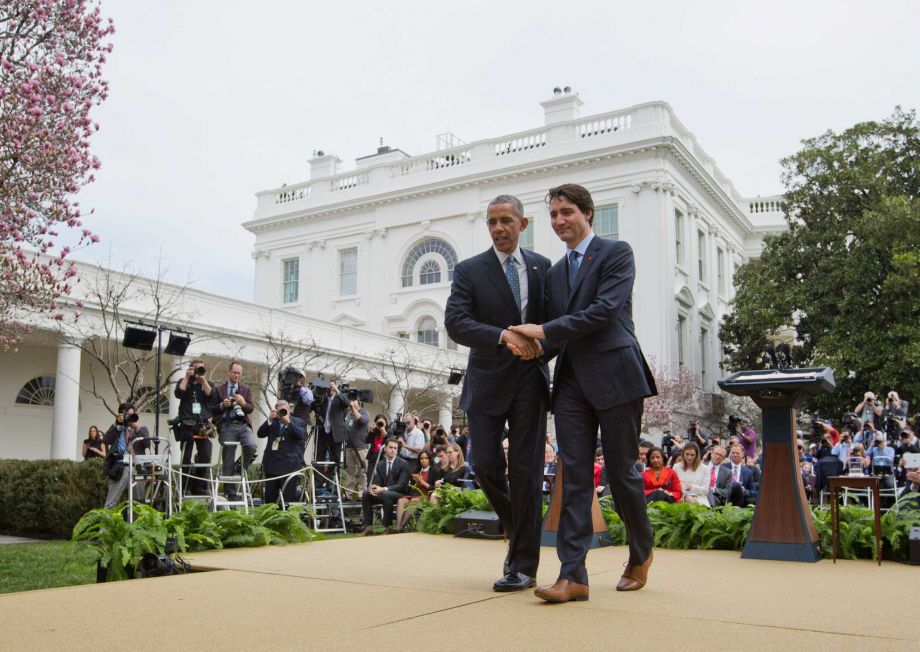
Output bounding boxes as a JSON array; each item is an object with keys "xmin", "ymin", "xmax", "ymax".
[
  {"xmin": 195, "ymin": 366, "xmax": 206, "ymax": 376},
  {"xmin": 126, "ymin": 413, "xmax": 140, "ymax": 424},
  {"xmin": 139, "ymin": 536, "xmax": 190, "ymax": 578},
  {"xmin": 339, "ymin": 382, "xmax": 373, "ymax": 404},
  {"xmin": 277, "ymin": 408, "xmax": 288, "ymax": 418},
  {"xmin": 227, "ymin": 391, "xmax": 245, "ymax": 419}
]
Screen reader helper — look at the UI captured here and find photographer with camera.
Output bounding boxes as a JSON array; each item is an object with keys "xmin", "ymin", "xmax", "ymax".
[
  {"xmin": 174, "ymin": 359, "xmax": 215, "ymax": 495},
  {"xmin": 882, "ymin": 391, "xmax": 909, "ymax": 426},
  {"xmin": 854, "ymin": 391, "xmax": 883, "ymax": 430},
  {"xmin": 686, "ymin": 421, "xmax": 706, "ymax": 450},
  {"xmin": 342, "ymin": 391, "xmax": 370, "ymax": 500},
  {"xmin": 396, "ymin": 413, "xmax": 425, "ymax": 470},
  {"xmin": 257, "ymin": 399, "xmax": 307, "ymax": 505},
  {"xmin": 102, "ymin": 403, "xmax": 150, "ymax": 508},
  {"xmin": 866, "ymin": 435, "xmax": 896, "ymax": 489},
  {"xmin": 279, "ymin": 368, "xmax": 314, "ymax": 424},
  {"xmin": 831, "ymin": 429, "xmax": 853, "ymax": 464},
  {"xmin": 315, "ymin": 380, "xmax": 350, "ymax": 470},
  {"xmin": 211, "ymin": 361, "xmax": 257, "ymax": 500}
]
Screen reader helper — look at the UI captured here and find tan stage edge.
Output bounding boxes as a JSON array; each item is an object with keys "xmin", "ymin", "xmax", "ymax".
[{"xmin": 1, "ymin": 533, "xmax": 916, "ymax": 651}]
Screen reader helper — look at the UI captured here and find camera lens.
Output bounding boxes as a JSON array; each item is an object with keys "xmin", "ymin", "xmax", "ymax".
[
  {"xmin": 278, "ymin": 408, "xmax": 288, "ymax": 417},
  {"xmin": 195, "ymin": 366, "xmax": 206, "ymax": 375}
]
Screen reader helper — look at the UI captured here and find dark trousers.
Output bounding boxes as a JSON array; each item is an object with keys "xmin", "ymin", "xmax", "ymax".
[
  {"xmin": 315, "ymin": 430, "xmax": 342, "ymax": 465},
  {"xmin": 729, "ymin": 483, "xmax": 752, "ymax": 507},
  {"xmin": 263, "ymin": 470, "xmax": 302, "ymax": 506},
  {"xmin": 180, "ymin": 432, "xmax": 212, "ymax": 495},
  {"xmin": 361, "ymin": 490, "xmax": 403, "ymax": 527},
  {"xmin": 467, "ymin": 365, "xmax": 546, "ymax": 578},
  {"xmin": 553, "ymin": 363, "xmax": 653, "ymax": 585}
]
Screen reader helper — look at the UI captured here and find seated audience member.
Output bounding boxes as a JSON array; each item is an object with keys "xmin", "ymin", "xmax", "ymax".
[
  {"xmin": 896, "ymin": 429, "xmax": 920, "ymax": 484},
  {"xmin": 725, "ymin": 444, "xmax": 757, "ymax": 507},
  {"xmin": 900, "ymin": 468, "xmax": 920, "ymax": 507},
  {"xmin": 433, "ymin": 443, "xmax": 472, "ymax": 491},
  {"xmin": 673, "ymin": 442, "xmax": 710, "ymax": 506},
  {"xmin": 83, "ymin": 425, "xmax": 106, "ymax": 460},
  {"xmin": 746, "ymin": 454, "xmax": 762, "ymax": 494},
  {"xmin": 831, "ymin": 430, "xmax": 853, "ymax": 464},
  {"xmin": 543, "ymin": 443, "xmax": 557, "ymax": 494},
  {"xmin": 866, "ymin": 436, "xmax": 896, "ymax": 489},
  {"xmin": 636, "ymin": 440, "xmax": 652, "ymax": 473},
  {"xmin": 396, "ymin": 450, "xmax": 434, "ymax": 531},
  {"xmin": 708, "ymin": 445, "xmax": 732, "ymax": 506},
  {"xmin": 642, "ymin": 446, "xmax": 682, "ymax": 503},
  {"xmin": 593, "ymin": 448, "xmax": 610, "ymax": 497},
  {"xmin": 800, "ymin": 461, "xmax": 816, "ymax": 500},
  {"xmin": 361, "ymin": 438, "xmax": 410, "ymax": 535}
]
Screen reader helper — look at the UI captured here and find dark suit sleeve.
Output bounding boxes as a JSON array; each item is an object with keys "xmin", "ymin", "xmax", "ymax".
[
  {"xmin": 257, "ymin": 421, "xmax": 272, "ymax": 439},
  {"xmin": 241, "ymin": 385, "xmax": 254, "ymax": 415},
  {"xmin": 288, "ymin": 417, "xmax": 307, "ymax": 441},
  {"xmin": 390, "ymin": 462, "xmax": 411, "ymax": 494},
  {"xmin": 210, "ymin": 385, "xmax": 225, "ymax": 418},
  {"xmin": 444, "ymin": 260, "xmax": 505, "ymax": 351},
  {"xmin": 543, "ymin": 241, "xmax": 635, "ymax": 344}
]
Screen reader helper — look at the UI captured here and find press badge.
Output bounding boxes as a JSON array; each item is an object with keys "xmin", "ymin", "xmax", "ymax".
[
  {"xmin": 272, "ymin": 438, "xmax": 281, "ymax": 451},
  {"xmin": 192, "ymin": 402, "xmax": 202, "ymax": 415}
]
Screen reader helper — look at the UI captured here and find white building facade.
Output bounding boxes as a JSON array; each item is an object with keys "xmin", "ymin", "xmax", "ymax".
[{"xmin": 247, "ymin": 92, "xmax": 785, "ymax": 394}]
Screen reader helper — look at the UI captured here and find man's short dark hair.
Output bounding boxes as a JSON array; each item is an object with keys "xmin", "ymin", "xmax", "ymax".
[
  {"xmin": 384, "ymin": 437, "xmax": 400, "ymax": 448},
  {"xmin": 546, "ymin": 183, "xmax": 594, "ymax": 225},
  {"xmin": 488, "ymin": 194, "xmax": 524, "ymax": 219}
]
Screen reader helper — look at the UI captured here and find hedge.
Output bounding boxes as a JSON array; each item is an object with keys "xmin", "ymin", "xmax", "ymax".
[{"xmin": 0, "ymin": 459, "xmax": 108, "ymax": 538}]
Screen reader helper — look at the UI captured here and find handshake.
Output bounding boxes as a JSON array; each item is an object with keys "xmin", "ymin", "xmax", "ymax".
[{"xmin": 501, "ymin": 324, "xmax": 546, "ymax": 361}]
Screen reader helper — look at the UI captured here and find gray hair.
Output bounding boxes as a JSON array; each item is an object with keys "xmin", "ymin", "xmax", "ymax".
[
  {"xmin": 487, "ymin": 194, "xmax": 524, "ymax": 219},
  {"xmin": 274, "ymin": 400, "xmax": 291, "ymax": 409}
]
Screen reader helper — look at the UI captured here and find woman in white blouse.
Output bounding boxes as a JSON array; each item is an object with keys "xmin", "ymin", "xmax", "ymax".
[{"xmin": 673, "ymin": 442, "xmax": 711, "ymax": 507}]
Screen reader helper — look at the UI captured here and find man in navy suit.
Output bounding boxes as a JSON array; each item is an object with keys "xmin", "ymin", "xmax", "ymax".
[
  {"xmin": 511, "ymin": 183, "xmax": 656, "ymax": 603},
  {"xmin": 445, "ymin": 194, "xmax": 552, "ymax": 592},
  {"xmin": 725, "ymin": 443, "xmax": 758, "ymax": 507}
]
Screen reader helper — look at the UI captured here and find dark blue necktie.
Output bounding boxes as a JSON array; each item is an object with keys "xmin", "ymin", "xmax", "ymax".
[
  {"xmin": 568, "ymin": 250, "xmax": 581, "ymax": 289},
  {"xmin": 505, "ymin": 256, "xmax": 521, "ymax": 313}
]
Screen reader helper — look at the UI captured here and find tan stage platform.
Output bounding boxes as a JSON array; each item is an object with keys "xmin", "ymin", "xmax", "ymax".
[{"xmin": 1, "ymin": 534, "xmax": 916, "ymax": 651}]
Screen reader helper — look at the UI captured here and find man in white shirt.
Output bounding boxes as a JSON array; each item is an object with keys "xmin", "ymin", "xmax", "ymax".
[{"xmin": 397, "ymin": 414, "xmax": 425, "ymax": 468}]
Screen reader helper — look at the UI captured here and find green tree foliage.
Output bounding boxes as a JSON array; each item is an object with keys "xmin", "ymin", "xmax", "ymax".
[{"xmin": 721, "ymin": 108, "xmax": 920, "ymax": 417}]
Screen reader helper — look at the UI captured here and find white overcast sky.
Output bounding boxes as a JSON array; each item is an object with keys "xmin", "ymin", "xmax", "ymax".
[{"xmin": 67, "ymin": 0, "xmax": 920, "ymax": 300}]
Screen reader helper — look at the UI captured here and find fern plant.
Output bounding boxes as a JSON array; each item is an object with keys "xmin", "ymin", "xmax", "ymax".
[
  {"xmin": 166, "ymin": 501, "xmax": 222, "ymax": 552},
  {"xmin": 71, "ymin": 503, "xmax": 167, "ymax": 580}
]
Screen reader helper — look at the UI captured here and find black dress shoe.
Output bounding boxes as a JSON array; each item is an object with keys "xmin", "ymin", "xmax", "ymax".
[{"xmin": 493, "ymin": 571, "xmax": 536, "ymax": 592}]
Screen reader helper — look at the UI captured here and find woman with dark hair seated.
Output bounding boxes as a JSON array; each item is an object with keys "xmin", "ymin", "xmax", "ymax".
[
  {"xmin": 396, "ymin": 449, "xmax": 434, "ymax": 530},
  {"xmin": 642, "ymin": 446, "xmax": 682, "ymax": 503}
]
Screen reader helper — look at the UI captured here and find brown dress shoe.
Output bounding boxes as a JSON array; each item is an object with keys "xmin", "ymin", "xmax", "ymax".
[
  {"xmin": 534, "ymin": 579, "xmax": 589, "ymax": 603},
  {"xmin": 360, "ymin": 527, "xmax": 374, "ymax": 536},
  {"xmin": 616, "ymin": 550, "xmax": 653, "ymax": 591}
]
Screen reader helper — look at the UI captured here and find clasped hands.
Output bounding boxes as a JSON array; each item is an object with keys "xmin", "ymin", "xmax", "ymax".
[{"xmin": 502, "ymin": 324, "xmax": 546, "ymax": 360}]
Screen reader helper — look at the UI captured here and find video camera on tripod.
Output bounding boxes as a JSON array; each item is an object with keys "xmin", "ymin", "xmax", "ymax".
[{"xmin": 338, "ymin": 383, "xmax": 374, "ymax": 404}]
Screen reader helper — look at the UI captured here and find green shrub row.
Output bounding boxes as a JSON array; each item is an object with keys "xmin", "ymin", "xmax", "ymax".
[
  {"xmin": 411, "ymin": 487, "xmax": 920, "ymax": 562},
  {"xmin": 71, "ymin": 501, "xmax": 322, "ymax": 580},
  {"xmin": 0, "ymin": 459, "xmax": 107, "ymax": 538}
]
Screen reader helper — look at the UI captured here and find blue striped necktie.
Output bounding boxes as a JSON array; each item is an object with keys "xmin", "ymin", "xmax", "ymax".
[
  {"xmin": 568, "ymin": 250, "xmax": 581, "ymax": 289},
  {"xmin": 505, "ymin": 255, "xmax": 521, "ymax": 313}
]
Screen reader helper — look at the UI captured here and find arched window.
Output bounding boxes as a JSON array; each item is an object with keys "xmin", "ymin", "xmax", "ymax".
[
  {"xmin": 132, "ymin": 386, "xmax": 169, "ymax": 414},
  {"xmin": 16, "ymin": 376, "xmax": 56, "ymax": 406},
  {"xmin": 417, "ymin": 316, "xmax": 439, "ymax": 347},
  {"xmin": 401, "ymin": 238, "xmax": 458, "ymax": 287},
  {"xmin": 419, "ymin": 260, "xmax": 442, "ymax": 285}
]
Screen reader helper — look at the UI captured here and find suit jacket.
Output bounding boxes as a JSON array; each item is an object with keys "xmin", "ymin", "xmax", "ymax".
[
  {"xmin": 710, "ymin": 464, "xmax": 733, "ymax": 505},
  {"xmin": 542, "ymin": 237, "xmax": 656, "ymax": 410},
  {"xmin": 317, "ymin": 392, "xmax": 350, "ymax": 443},
  {"xmin": 257, "ymin": 417, "xmax": 307, "ymax": 474},
  {"xmin": 369, "ymin": 455, "xmax": 410, "ymax": 495},
  {"xmin": 211, "ymin": 381, "xmax": 255, "ymax": 427},
  {"xmin": 444, "ymin": 247, "xmax": 552, "ymax": 416},
  {"xmin": 722, "ymin": 462, "xmax": 757, "ymax": 496}
]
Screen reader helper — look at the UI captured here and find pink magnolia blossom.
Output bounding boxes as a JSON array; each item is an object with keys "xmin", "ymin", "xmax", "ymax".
[{"xmin": 0, "ymin": 0, "xmax": 113, "ymax": 347}]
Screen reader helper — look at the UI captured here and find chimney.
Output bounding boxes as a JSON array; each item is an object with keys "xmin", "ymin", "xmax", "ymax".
[
  {"xmin": 308, "ymin": 151, "xmax": 341, "ymax": 179},
  {"xmin": 540, "ymin": 86, "xmax": 583, "ymax": 125}
]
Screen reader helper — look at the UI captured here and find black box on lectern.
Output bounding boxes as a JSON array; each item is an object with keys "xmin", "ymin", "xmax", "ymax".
[{"xmin": 718, "ymin": 367, "xmax": 835, "ymax": 563}]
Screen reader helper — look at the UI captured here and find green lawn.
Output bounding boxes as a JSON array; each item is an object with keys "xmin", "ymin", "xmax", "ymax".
[{"xmin": 0, "ymin": 541, "xmax": 98, "ymax": 594}]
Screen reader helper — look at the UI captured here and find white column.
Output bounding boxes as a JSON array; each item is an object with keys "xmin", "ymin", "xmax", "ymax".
[
  {"xmin": 390, "ymin": 387, "xmax": 405, "ymax": 418},
  {"xmin": 167, "ymin": 357, "xmax": 184, "ymax": 419},
  {"xmin": 438, "ymin": 394, "xmax": 454, "ymax": 429},
  {"xmin": 50, "ymin": 341, "xmax": 82, "ymax": 460}
]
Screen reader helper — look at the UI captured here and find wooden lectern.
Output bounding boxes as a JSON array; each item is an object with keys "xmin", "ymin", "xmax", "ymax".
[
  {"xmin": 541, "ymin": 457, "xmax": 608, "ymax": 547},
  {"xmin": 718, "ymin": 367, "xmax": 835, "ymax": 562}
]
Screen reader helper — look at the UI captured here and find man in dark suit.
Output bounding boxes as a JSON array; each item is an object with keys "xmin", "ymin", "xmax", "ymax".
[
  {"xmin": 211, "ymin": 361, "xmax": 258, "ymax": 498},
  {"xmin": 315, "ymin": 380, "xmax": 349, "ymax": 470},
  {"xmin": 707, "ymin": 445, "xmax": 733, "ymax": 506},
  {"xmin": 511, "ymin": 183, "xmax": 656, "ymax": 603},
  {"xmin": 360, "ymin": 438, "xmax": 410, "ymax": 534},
  {"xmin": 724, "ymin": 443, "xmax": 758, "ymax": 507},
  {"xmin": 257, "ymin": 399, "xmax": 308, "ymax": 505},
  {"xmin": 445, "ymin": 194, "xmax": 552, "ymax": 592}
]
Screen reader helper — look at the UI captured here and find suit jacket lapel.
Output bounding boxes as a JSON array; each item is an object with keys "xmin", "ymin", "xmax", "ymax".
[
  {"xmin": 482, "ymin": 250, "xmax": 521, "ymax": 321},
  {"xmin": 567, "ymin": 237, "xmax": 602, "ymax": 311}
]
